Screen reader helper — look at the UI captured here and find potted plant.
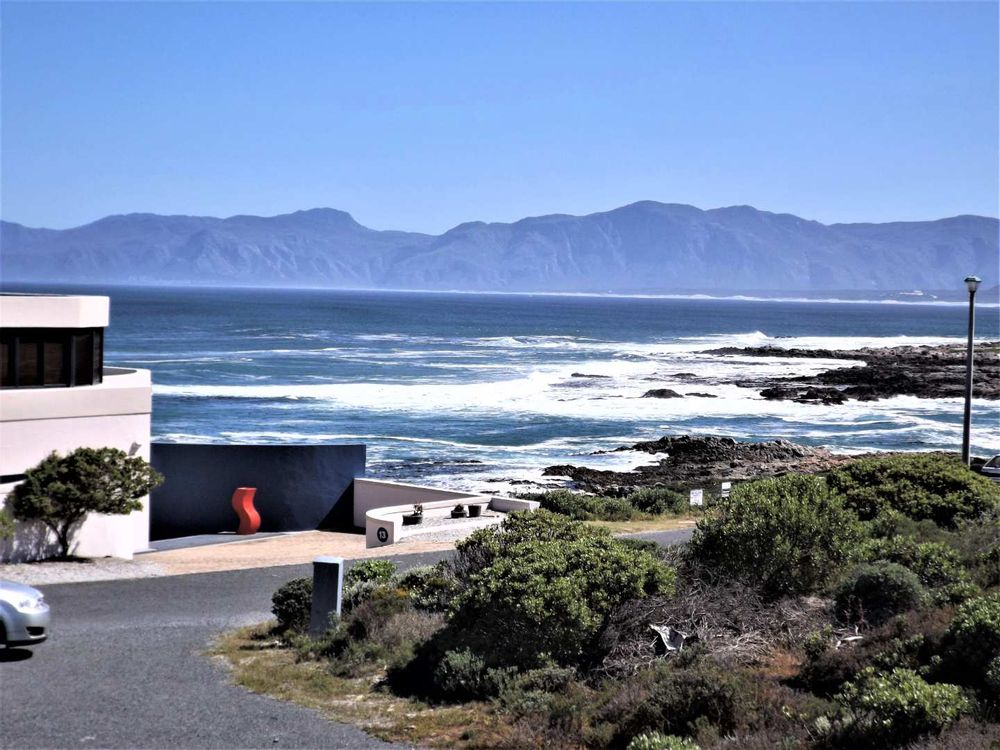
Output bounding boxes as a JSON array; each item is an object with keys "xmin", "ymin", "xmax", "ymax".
[
  {"xmin": 468, "ymin": 503, "xmax": 483, "ymax": 518},
  {"xmin": 451, "ymin": 503, "xmax": 468, "ymax": 519},
  {"xmin": 403, "ymin": 503, "xmax": 424, "ymax": 526}
]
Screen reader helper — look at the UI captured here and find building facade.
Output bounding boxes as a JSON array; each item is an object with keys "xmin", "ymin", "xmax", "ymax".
[{"xmin": 0, "ymin": 294, "xmax": 153, "ymax": 560}]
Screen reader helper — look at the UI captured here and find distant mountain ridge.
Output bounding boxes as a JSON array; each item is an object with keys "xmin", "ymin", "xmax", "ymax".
[{"xmin": 2, "ymin": 202, "xmax": 997, "ymax": 294}]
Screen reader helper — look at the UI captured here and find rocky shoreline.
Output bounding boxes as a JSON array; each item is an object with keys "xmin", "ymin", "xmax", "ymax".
[
  {"xmin": 544, "ymin": 436, "xmax": 858, "ymax": 494},
  {"xmin": 539, "ymin": 342, "xmax": 999, "ymax": 494},
  {"xmin": 712, "ymin": 341, "xmax": 1000, "ymax": 402}
]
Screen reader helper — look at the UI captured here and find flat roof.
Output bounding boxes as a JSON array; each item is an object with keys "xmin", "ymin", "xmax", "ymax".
[{"xmin": 0, "ymin": 294, "xmax": 110, "ymax": 329}]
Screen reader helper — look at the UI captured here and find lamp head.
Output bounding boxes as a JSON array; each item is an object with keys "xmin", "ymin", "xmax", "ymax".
[{"xmin": 965, "ymin": 276, "xmax": 982, "ymax": 294}]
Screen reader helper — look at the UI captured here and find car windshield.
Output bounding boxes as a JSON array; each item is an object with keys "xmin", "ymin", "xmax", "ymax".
[{"xmin": 984, "ymin": 456, "xmax": 1000, "ymax": 469}]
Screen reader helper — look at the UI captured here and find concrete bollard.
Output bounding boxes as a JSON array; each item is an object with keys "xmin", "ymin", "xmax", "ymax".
[{"xmin": 309, "ymin": 556, "xmax": 345, "ymax": 637}]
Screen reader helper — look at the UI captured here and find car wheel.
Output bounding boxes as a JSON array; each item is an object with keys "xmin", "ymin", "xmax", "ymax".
[{"xmin": 0, "ymin": 622, "xmax": 6, "ymax": 648}]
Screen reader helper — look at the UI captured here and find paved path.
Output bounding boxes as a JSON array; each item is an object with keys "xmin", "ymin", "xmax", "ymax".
[{"xmin": 0, "ymin": 530, "xmax": 692, "ymax": 749}]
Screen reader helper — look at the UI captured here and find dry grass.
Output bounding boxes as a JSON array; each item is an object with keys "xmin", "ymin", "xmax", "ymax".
[{"xmin": 209, "ymin": 624, "xmax": 510, "ymax": 749}]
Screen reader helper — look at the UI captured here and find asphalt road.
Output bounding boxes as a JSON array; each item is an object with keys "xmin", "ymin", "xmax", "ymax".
[{"xmin": 0, "ymin": 529, "xmax": 692, "ymax": 750}]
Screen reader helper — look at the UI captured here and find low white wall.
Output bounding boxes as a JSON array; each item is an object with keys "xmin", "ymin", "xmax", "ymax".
[
  {"xmin": 353, "ymin": 478, "xmax": 479, "ymax": 528},
  {"xmin": 359, "ymin": 478, "xmax": 540, "ymax": 548},
  {"xmin": 0, "ymin": 369, "xmax": 153, "ymax": 562}
]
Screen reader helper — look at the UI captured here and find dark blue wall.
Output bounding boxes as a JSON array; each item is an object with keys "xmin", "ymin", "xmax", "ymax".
[{"xmin": 150, "ymin": 444, "xmax": 366, "ymax": 540}]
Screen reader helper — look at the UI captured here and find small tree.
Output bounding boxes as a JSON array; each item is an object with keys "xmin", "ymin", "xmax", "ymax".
[{"xmin": 9, "ymin": 447, "xmax": 163, "ymax": 558}]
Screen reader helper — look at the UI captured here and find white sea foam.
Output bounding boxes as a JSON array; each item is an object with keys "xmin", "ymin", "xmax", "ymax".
[{"xmin": 149, "ymin": 324, "xmax": 1000, "ymax": 481}]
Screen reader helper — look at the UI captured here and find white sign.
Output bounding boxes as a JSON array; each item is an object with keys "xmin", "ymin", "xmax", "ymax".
[
  {"xmin": 689, "ymin": 488, "xmax": 704, "ymax": 507},
  {"xmin": 721, "ymin": 481, "xmax": 732, "ymax": 498}
]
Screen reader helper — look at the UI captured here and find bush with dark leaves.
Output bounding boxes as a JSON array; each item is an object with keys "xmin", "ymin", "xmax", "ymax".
[
  {"xmin": 833, "ymin": 562, "xmax": 927, "ymax": 627},
  {"xmin": 271, "ymin": 577, "xmax": 313, "ymax": 633},
  {"xmin": 827, "ymin": 454, "xmax": 1000, "ymax": 528},
  {"xmin": 689, "ymin": 474, "xmax": 865, "ymax": 597}
]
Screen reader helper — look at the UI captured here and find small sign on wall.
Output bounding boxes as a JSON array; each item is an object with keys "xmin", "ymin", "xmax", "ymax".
[
  {"xmin": 689, "ymin": 488, "xmax": 704, "ymax": 507},
  {"xmin": 721, "ymin": 481, "xmax": 732, "ymax": 499}
]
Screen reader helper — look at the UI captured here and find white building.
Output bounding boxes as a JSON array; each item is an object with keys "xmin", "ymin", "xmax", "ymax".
[{"xmin": 0, "ymin": 294, "xmax": 153, "ymax": 561}]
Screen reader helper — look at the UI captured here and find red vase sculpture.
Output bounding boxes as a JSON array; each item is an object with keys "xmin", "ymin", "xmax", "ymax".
[{"xmin": 231, "ymin": 487, "xmax": 261, "ymax": 535}]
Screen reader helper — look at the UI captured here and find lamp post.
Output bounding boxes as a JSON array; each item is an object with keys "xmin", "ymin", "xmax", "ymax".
[{"xmin": 961, "ymin": 275, "xmax": 981, "ymax": 466}]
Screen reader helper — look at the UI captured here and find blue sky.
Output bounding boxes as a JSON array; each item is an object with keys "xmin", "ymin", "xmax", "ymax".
[{"xmin": 2, "ymin": 1, "xmax": 997, "ymax": 232}]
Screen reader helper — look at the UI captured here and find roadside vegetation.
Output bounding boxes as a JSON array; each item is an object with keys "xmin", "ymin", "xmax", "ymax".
[
  {"xmin": 525, "ymin": 486, "xmax": 692, "ymax": 522},
  {"xmin": 219, "ymin": 453, "xmax": 1000, "ymax": 749}
]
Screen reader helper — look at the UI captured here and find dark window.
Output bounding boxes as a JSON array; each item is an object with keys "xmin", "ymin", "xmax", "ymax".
[
  {"xmin": 43, "ymin": 339, "xmax": 66, "ymax": 385},
  {"xmin": 0, "ymin": 340, "xmax": 10, "ymax": 387},
  {"xmin": 17, "ymin": 339, "xmax": 40, "ymax": 386},
  {"xmin": 0, "ymin": 328, "xmax": 105, "ymax": 389},
  {"xmin": 93, "ymin": 328, "xmax": 103, "ymax": 383},
  {"xmin": 73, "ymin": 333, "xmax": 94, "ymax": 386}
]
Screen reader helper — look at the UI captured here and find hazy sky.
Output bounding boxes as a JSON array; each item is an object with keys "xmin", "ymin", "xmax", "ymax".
[{"xmin": 2, "ymin": 1, "xmax": 997, "ymax": 232}]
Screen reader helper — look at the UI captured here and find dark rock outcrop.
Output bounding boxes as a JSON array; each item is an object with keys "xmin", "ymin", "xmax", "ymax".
[
  {"xmin": 544, "ymin": 436, "xmax": 853, "ymax": 493},
  {"xmin": 716, "ymin": 342, "xmax": 1000, "ymax": 402},
  {"xmin": 642, "ymin": 388, "xmax": 684, "ymax": 399},
  {"xmin": 760, "ymin": 386, "xmax": 848, "ymax": 405}
]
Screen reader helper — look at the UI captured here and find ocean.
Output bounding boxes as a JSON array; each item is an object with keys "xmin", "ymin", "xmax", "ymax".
[{"xmin": 16, "ymin": 285, "xmax": 1000, "ymax": 492}]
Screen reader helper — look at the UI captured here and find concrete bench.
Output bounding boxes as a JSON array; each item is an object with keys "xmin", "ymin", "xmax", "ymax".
[{"xmin": 363, "ymin": 488, "xmax": 539, "ymax": 548}]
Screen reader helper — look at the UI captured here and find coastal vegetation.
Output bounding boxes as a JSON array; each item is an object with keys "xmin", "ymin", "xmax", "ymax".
[
  {"xmin": 220, "ymin": 454, "xmax": 999, "ymax": 749},
  {"xmin": 8, "ymin": 447, "xmax": 163, "ymax": 557},
  {"xmin": 526, "ymin": 487, "xmax": 690, "ymax": 522}
]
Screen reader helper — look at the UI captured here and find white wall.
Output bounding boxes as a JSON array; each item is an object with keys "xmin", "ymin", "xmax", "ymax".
[
  {"xmin": 0, "ymin": 294, "xmax": 109, "ymax": 328},
  {"xmin": 0, "ymin": 369, "xmax": 153, "ymax": 561},
  {"xmin": 353, "ymin": 478, "xmax": 480, "ymax": 528}
]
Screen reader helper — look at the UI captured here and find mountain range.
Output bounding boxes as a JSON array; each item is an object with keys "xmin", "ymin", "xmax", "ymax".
[{"xmin": 2, "ymin": 202, "xmax": 996, "ymax": 295}]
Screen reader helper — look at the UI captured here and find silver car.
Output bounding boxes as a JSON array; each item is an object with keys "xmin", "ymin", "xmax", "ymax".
[
  {"xmin": 981, "ymin": 456, "xmax": 1000, "ymax": 485},
  {"xmin": 0, "ymin": 580, "xmax": 50, "ymax": 647}
]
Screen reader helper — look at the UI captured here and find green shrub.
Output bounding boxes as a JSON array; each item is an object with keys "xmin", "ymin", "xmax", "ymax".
[
  {"xmin": 495, "ymin": 666, "xmax": 579, "ymax": 716},
  {"xmin": 450, "ymin": 509, "xmax": 597, "ymax": 579},
  {"xmin": 271, "ymin": 577, "xmax": 313, "ymax": 633},
  {"xmin": 507, "ymin": 665, "xmax": 577, "ymax": 694},
  {"xmin": 626, "ymin": 733, "xmax": 700, "ymax": 750},
  {"xmin": 973, "ymin": 543, "xmax": 1000, "ymax": 588},
  {"xmin": 342, "ymin": 579, "xmax": 391, "ymax": 613},
  {"xmin": 342, "ymin": 587, "xmax": 412, "ymax": 642},
  {"xmin": 302, "ymin": 579, "xmax": 447, "ymax": 679},
  {"xmin": 827, "ymin": 454, "xmax": 1000, "ymax": 528},
  {"xmin": 0, "ymin": 508, "xmax": 14, "ymax": 540},
  {"xmin": 532, "ymin": 487, "xmax": 690, "ymax": 522},
  {"xmin": 626, "ymin": 487, "xmax": 689, "ymax": 515},
  {"xmin": 688, "ymin": 474, "xmax": 865, "ymax": 597},
  {"xmin": 986, "ymin": 656, "xmax": 1000, "ymax": 698},
  {"xmin": 452, "ymin": 531, "xmax": 675, "ymax": 670},
  {"xmin": 617, "ymin": 537, "xmax": 666, "ymax": 557},
  {"xmin": 605, "ymin": 662, "xmax": 755, "ymax": 744},
  {"xmin": 535, "ymin": 490, "xmax": 637, "ymax": 521},
  {"xmin": 835, "ymin": 667, "xmax": 968, "ymax": 746},
  {"xmin": 432, "ymin": 648, "xmax": 515, "ymax": 701},
  {"xmin": 340, "ymin": 560, "xmax": 402, "ymax": 614},
  {"xmin": 797, "ymin": 608, "xmax": 954, "ymax": 698},
  {"xmin": 941, "ymin": 593, "xmax": 1000, "ymax": 696},
  {"xmin": 833, "ymin": 562, "xmax": 927, "ymax": 626},
  {"xmin": 397, "ymin": 564, "xmax": 457, "ymax": 612},
  {"xmin": 316, "ymin": 605, "xmax": 444, "ymax": 678},
  {"xmin": 860, "ymin": 537, "xmax": 974, "ymax": 604},
  {"xmin": 346, "ymin": 559, "xmax": 397, "ymax": 586}
]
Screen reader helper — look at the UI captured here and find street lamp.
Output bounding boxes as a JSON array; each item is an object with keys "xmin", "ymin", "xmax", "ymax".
[{"xmin": 961, "ymin": 275, "xmax": 981, "ymax": 466}]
